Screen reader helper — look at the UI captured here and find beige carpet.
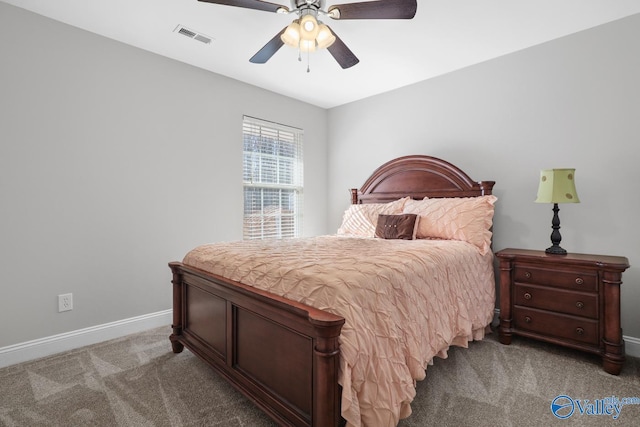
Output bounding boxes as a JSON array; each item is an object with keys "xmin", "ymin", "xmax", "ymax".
[{"xmin": 1, "ymin": 327, "xmax": 639, "ymax": 426}]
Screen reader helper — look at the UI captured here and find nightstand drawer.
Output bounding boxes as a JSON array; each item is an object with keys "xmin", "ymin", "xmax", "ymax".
[
  {"xmin": 514, "ymin": 284, "xmax": 598, "ymax": 319},
  {"xmin": 513, "ymin": 307, "xmax": 599, "ymax": 346},
  {"xmin": 514, "ymin": 265, "xmax": 597, "ymax": 291}
]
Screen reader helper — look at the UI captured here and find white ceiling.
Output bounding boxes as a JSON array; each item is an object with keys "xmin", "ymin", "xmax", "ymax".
[{"xmin": 4, "ymin": 0, "xmax": 640, "ymax": 108}]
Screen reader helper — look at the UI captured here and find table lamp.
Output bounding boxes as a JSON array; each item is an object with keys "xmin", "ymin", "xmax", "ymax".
[{"xmin": 535, "ymin": 169, "xmax": 580, "ymax": 255}]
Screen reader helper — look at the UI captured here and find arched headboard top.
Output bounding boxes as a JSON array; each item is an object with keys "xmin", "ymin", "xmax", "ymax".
[{"xmin": 351, "ymin": 155, "xmax": 495, "ymax": 204}]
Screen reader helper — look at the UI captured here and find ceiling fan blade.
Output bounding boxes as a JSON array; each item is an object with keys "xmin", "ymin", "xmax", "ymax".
[
  {"xmin": 249, "ymin": 27, "xmax": 286, "ymax": 63},
  {"xmin": 197, "ymin": 0, "xmax": 288, "ymax": 13},
  {"xmin": 326, "ymin": 28, "xmax": 359, "ymax": 69},
  {"xmin": 328, "ymin": 0, "xmax": 416, "ymax": 20}
]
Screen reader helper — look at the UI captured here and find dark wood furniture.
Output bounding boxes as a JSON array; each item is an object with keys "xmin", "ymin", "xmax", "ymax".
[
  {"xmin": 169, "ymin": 155, "xmax": 495, "ymax": 427},
  {"xmin": 496, "ymin": 248, "xmax": 630, "ymax": 375}
]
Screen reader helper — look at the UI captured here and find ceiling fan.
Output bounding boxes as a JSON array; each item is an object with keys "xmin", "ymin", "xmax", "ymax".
[{"xmin": 198, "ymin": 0, "xmax": 418, "ymax": 69}]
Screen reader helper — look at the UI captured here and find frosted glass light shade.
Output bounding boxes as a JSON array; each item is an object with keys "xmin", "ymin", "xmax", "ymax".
[
  {"xmin": 299, "ymin": 15, "xmax": 319, "ymax": 41},
  {"xmin": 299, "ymin": 39, "xmax": 317, "ymax": 53},
  {"xmin": 316, "ymin": 24, "xmax": 336, "ymax": 49},
  {"xmin": 535, "ymin": 169, "xmax": 580, "ymax": 204},
  {"xmin": 281, "ymin": 21, "xmax": 300, "ymax": 47}
]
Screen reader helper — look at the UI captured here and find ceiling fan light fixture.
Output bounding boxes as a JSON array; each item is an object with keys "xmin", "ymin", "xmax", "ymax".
[
  {"xmin": 204, "ymin": 0, "xmax": 417, "ymax": 69},
  {"xmin": 315, "ymin": 23, "xmax": 335, "ymax": 49},
  {"xmin": 281, "ymin": 20, "xmax": 301, "ymax": 47},
  {"xmin": 299, "ymin": 14, "xmax": 319, "ymax": 41}
]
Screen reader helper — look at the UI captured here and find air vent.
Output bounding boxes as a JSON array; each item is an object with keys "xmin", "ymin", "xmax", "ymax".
[
  {"xmin": 194, "ymin": 34, "xmax": 211, "ymax": 44},
  {"xmin": 178, "ymin": 27, "xmax": 196, "ymax": 38},
  {"xmin": 174, "ymin": 25, "xmax": 213, "ymax": 44}
]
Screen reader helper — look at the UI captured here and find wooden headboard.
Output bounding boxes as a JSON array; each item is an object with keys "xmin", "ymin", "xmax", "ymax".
[{"xmin": 351, "ymin": 155, "xmax": 495, "ymax": 204}]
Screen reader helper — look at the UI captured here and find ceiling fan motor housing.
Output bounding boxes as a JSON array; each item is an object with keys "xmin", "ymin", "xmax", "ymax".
[{"xmin": 291, "ymin": 0, "xmax": 325, "ymax": 12}]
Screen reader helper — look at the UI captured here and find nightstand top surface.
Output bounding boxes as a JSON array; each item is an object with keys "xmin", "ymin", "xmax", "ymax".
[{"xmin": 495, "ymin": 248, "xmax": 629, "ymax": 270}]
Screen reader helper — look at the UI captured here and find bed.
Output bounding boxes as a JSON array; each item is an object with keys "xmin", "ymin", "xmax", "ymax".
[{"xmin": 169, "ymin": 155, "xmax": 496, "ymax": 427}]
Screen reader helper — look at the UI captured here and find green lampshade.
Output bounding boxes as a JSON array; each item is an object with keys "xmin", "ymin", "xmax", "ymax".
[{"xmin": 535, "ymin": 169, "xmax": 580, "ymax": 204}]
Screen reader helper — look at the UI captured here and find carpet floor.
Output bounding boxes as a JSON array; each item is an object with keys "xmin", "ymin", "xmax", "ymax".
[{"xmin": 1, "ymin": 327, "xmax": 638, "ymax": 426}]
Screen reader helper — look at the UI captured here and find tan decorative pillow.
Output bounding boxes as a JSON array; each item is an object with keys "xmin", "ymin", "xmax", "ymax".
[
  {"xmin": 402, "ymin": 195, "xmax": 497, "ymax": 254},
  {"xmin": 337, "ymin": 197, "xmax": 409, "ymax": 237},
  {"xmin": 375, "ymin": 214, "xmax": 419, "ymax": 240}
]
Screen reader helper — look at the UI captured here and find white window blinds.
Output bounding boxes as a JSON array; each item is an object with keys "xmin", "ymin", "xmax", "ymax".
[{"xmin": 242, "ymin": 116, "xmax": 304, "ymax": 240}]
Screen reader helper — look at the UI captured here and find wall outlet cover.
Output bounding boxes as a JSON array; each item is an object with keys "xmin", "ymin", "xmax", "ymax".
[{"xmin": 58, "ymin": 293, "xmax": 73, "ymax": 312}]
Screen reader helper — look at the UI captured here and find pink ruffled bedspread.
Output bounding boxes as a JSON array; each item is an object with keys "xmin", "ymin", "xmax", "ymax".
[{"xmin": 183, "ymin": 235, "xmax": 495, "ymax": 427}]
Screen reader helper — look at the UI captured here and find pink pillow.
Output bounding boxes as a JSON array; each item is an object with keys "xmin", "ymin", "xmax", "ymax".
[
  {"xmin": 337, "ymin": 197, "xmax": 409, "ymax": 238},
  {"xmin": 402, "ymin": 196, "xmax": 497, "ymax": 254}
]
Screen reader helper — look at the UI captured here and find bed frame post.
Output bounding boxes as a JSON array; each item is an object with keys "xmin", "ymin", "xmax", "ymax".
[
  {"xmin": 168, "ymin": 262, "xmax": 184, "ymax": 353},
  {"xmin": 350, "ymin": 188, "xmax": 358, "ymax": 204},
  {"xmin": 311, "ymin": 318, "xmax": 345, "ymax": 427},
  {"xmin": 478, "ymin": 181, "xmax": 496, "ymax": 196}
]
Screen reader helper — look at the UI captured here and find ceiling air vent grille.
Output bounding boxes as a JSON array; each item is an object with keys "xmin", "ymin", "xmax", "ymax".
[
  {"xmin": 178, "ymin": 27, "xmax": 196, "ymax": 38},
  {"xmin": 174, "ymin": 25, "xmax": 213, "ymax": 44}
]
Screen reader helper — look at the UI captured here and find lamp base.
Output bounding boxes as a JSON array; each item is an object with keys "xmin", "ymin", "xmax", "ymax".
[
  {"xmin": 545, "ymin": 245, "xmax": 567, "ymax": 255},
  {"xmin": 546, "ymin": 203, "xmax": 568, "ymax": 255}
]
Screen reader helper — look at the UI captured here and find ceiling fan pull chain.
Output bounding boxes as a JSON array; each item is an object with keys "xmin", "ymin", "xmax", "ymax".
[{"xmin": 307, "ymin": 50, "xmax": 311, "ymax": 73}]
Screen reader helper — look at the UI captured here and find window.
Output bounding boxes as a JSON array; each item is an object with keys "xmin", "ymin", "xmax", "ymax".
[{"xmin": 242, "ymin": 116, "xmax": 303, "ymax": 240}]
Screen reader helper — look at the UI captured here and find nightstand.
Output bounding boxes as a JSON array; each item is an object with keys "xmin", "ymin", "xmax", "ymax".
[{"xmin": 496, "ymin": 248, "xmax": 630, "ymax": 375}]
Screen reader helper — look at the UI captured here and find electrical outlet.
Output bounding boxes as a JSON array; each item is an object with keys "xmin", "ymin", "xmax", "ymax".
[{"xmin": 58, "ymin": 293, "xmax": 73, "ymax": 312}]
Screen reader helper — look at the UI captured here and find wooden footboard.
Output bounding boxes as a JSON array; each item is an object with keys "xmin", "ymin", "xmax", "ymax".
[{"xmin": 169, "ymin": 262, "xmax": 345, "ymax": 427}]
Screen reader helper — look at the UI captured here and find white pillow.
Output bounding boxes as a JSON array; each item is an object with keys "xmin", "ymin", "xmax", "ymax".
[{"xmin": 337, "ymin": 197, "xmax": 409, "ymax": 238}]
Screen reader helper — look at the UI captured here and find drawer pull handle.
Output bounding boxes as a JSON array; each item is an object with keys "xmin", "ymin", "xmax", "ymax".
[
  {"xmin": 575, "ymin": 277, "xmax": 584, "ymax": 285},
  {"xmin": 525, "ymin": 271, "xmax": 532, "ymax": 279},
  {"xmin": 524, "ymin": 316, "xmax": 532, "ymax": 323},
  {"xmin": 576, "ymin": 327, "xmax": 584, "ymax": 335},
  {"xmin": 576, "ymin": 301, "xmax": 584, "ymax": 309},
  {"xmin": 524, "ymin": 292, "xmax": 532, "ymax": 300}
]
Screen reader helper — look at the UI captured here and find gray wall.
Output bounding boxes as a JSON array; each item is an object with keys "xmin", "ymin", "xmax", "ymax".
[
  {"xmin": 0, "ymin": 3, "xmax": 328, "ymax": 347},
  {"xmin": 328, "ymin": 14, "xmax": 640, "ymax": 339}
]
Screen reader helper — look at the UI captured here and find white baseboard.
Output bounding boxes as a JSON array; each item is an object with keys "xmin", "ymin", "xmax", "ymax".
[
  {"xmin": 0, "ymin": 309, "xmax": 172, "ymax": 369},
  {"xmin": 624, "ymin": 335, "xmax": 640, "ymax": 358}
]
